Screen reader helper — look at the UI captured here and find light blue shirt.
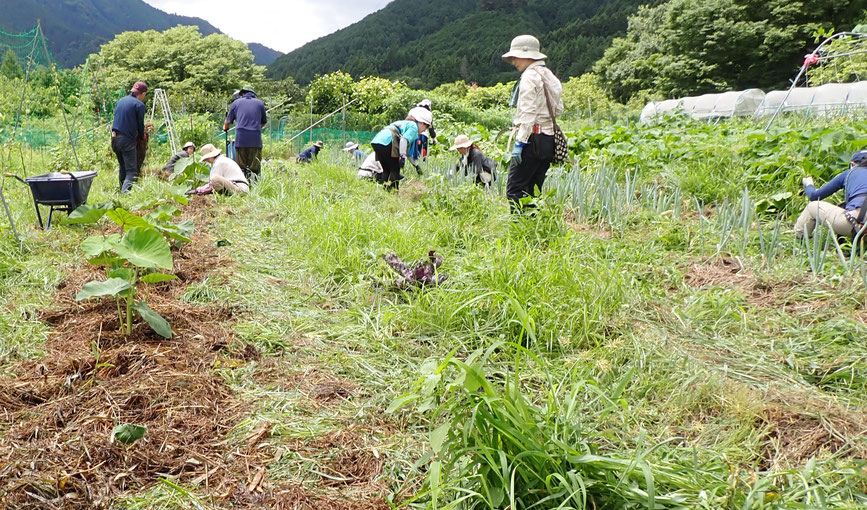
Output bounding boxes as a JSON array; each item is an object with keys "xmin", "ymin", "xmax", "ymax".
[{"xmin": 371, "ymin": 120, "xmax": 420, "ymax": 153}]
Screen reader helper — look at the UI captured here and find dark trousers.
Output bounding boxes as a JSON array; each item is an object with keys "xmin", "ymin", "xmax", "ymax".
[
  {"xmin": 235, "ymin": 146, "xmax": 262, "ymax": 181},
  {"xmin": 506, "ymin": 134, "xmax": 554, "ymax": 211},
  {"xmin": 372, "ymin": 143, "xmax": 401, "ymax": 191},
  {"xmin": 111, "ymin": 133, "xmax": 138, "ymax": 194}
]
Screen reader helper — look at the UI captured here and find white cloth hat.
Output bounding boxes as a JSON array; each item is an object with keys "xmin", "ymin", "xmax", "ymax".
[
  {"xmin": 502, "ymin": 35, "xmax": 546, "ymax": 61},
  {"xmin": 343, "ymin": 142, "xmax": 359, "ymax": 152},
  {"xmin": 417, "ymin": 99, "xmax": 432, "ymax": 108},
  {"xmin": 183, "ymin": 141, "xmax": 196, "ymax": 150},
  {"xmin": 449, "ymin": 134, "xmax": 472, "ymax": 150},
  {"xmin": 408, "ymin": 106, "xmax": 433, "ymax": 126},
  {"xmin": 199, "ymin": 143, "xmax": 222, "ymax": 162}
]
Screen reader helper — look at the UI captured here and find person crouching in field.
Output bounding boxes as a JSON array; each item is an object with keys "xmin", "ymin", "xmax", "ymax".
[
  {"xmin": 451, "ymin": 134, "xmax": 496, "ymax": 186},
  {"xmin": 189, "ymin": 143, "xmax": 250, "ymax": 195},
  {"xmin": 297, "ymin": 141, "xmax": 324, "ymax": 163},
  {"xmin": 502, "ymin": 35, "xmax": 563, "ymax": 211},
  {"xmin": 162, "ymin": 142, "xmax": 196, "ymax": 174},
  {"xmin": 370, "ymin": 107, "xmax": 432, "ymax": 191},
  {"xmin": 223, "ymin": 85, "xmax": 267, "ymax": 181},
  {"xmin": 795, "ymin": 150, "xmax": 867, "ymax": 238},
  {"xmin": 343, "ymin": 141, "xmax": 366, "ymax": 162}
]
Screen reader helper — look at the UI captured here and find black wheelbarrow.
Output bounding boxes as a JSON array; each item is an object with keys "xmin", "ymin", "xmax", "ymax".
[{"xmin": 5, "ymin": 171, "xmax": 98, "ymax": 229}]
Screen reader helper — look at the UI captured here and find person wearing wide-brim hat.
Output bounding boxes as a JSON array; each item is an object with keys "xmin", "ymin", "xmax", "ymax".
[
  {"xmin": 192, "ymin": 143, "xmax": 249, "ymax": 194},
  {"xmin": 343, "ymin": 141, "xmax": 366, "ymax": 162},
  {"xmin": 450, "ymin": 134, "xmax": 497, "ymax": 186},
  {"xmin": 298, "ymin": 140, "xmax": 325, "ymax": 163},
  {"xmin": 223, "ymin": 84, "xmax": 267, "ymax": 181},
  {"xmin": 162, "ymin": 141, "xmax": 197, "ymax": 174},
  {"xmin": 502, "ymin": 35, "xmax": 563, "ymax": 211}
]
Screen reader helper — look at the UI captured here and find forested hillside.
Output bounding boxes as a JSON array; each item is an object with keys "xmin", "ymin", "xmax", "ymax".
[
  {"xmin": 267, "ymin": 0, "xmax": 646, "ymax": 88},
  {"xmin": 1, "ymin": 0, "xmax": 282, "ymax": 68},
  {"xmin": 595, "ymin": 0, "xmax": 867, "ymax": 100}
]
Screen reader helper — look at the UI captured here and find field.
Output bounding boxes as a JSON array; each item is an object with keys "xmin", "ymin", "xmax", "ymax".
[{"xmin": 1, "ymin": 115, "xmax": 867, "ymax": 509}]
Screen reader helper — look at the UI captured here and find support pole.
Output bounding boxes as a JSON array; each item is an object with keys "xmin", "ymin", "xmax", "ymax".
[{"xmin": 38, "ymin": 20, "xmax": 82, "ymax": 172}]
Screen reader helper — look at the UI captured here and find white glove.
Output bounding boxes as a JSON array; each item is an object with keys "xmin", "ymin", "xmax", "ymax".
[{"xmin": 802, "ymin": 176, "xmax": 814, "ymax": 187}]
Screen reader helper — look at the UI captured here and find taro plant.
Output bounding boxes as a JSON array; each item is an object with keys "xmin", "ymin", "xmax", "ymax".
[
  {"xmin": 66, "ymin": 198, "xmax": 194, "ymax": 245},
  {"xmin": 168, "ymin": 158, "xmax": 210, "ymax": 188},
  {"xmin": 75, "ymin": 226, "xmax": 175, "ymax": 338}
]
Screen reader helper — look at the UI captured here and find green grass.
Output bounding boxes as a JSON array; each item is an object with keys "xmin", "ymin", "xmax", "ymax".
[{"xmin": 2, "ymin": 139, "xmax": 867, "ymax": 507}]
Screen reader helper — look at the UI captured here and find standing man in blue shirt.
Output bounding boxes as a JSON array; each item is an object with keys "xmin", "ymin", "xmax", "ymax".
[
  {"xmin": 111, "ymin": 81, "xmax": 147, "ymax": 193},
  {"xmin": 223, "ymin": 85, "xmax": 267, "ymax": 181}
]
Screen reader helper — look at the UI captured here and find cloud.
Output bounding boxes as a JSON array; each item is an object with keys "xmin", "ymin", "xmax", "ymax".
[{"xmin": 143, "ymin": 0, "xmax": 391, "ymax": 53}]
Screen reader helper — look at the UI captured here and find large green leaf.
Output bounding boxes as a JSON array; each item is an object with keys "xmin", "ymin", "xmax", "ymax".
[
  {"xmin": 106, "ymin": 208, "xmax": 151, "ymax": 230},
  {"xmin": 132, "ymin": 301, "xmax": 172, "ymax": 338},
  {"xmin": 140, "ymin": 272, "xmax": 177, "ymax": 284},
  {"xmin": 64, "ymin": 204, "xmax": 109, "ymax": 225},
  {"xmin": 81, "ymin": 234, "xmax": 121, "ymax": 257},
  {"xmin": 112, "ymin": 423, "xmax": 147, "ymax": 445},
  {"xmin": 113, "ymin": 227, "xmax": 173, "ymax": 269},
  {"xmin": 75, "ymin": 278, "xmax": 133, "ymax": 301}
]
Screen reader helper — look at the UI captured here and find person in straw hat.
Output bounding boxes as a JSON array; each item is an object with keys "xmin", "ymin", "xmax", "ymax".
[
  {"xmin": 450, "ymin": 134, "xmax": 497, "ymax": 186},
  {"xmin": 370, "ymin": 106, "xmax": 432, "ymax": 191},
  {"xmin": 343, "ymin": 141, "xmax": 366, "ymax": 162},
  {"xmin": 162, "ymin": 141, "xmax": 197, "ymax": 174},
  {"xmin": 502, "ymin": 35, "xmax": 563, "ymax": 211},
  {"xmin": 297, "ymin": 140, "xmax": 325, "ymax": 163},
  {"xmin": 194, "ymin": 143, "xmax": 249, "ymax": 194}
]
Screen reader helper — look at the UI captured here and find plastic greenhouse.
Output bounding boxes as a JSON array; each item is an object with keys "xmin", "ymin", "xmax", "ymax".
[
  {"xmin": 640, "ymin": 90, "xmax": 766, "ymax": 123},
  {"xmin": 756, "ymin": 82, "xmax": 867, "ymax": 116}
]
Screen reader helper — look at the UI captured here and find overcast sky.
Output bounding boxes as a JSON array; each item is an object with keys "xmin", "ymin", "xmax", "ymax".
[{"xmin": 143, "ymin": 0, "xmax": 392, "ymax": 53}]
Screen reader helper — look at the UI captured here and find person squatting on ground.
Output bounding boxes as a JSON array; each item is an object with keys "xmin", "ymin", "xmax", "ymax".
[
  {"xmin": 357, "ymin": 152, "xmax": 383, "ymax": 180},
  {"xmin": 162, "ymin": 142, "xmax": 197, "ymax": 173},
  {"xmin": 795, "ymin": 150, "xmax": 867, "ymax": 238},
  {"xmin": 503, "ymin": 35, "xmax": 563, "ymax": 211},
  {"xmin": 194, "ymin": 143, "xmax": 250, "ymax": 195},
  {"xmin": 370, "ymin": 107, "xmax": 432, "ymax": 191},
  {"xmin": 297, "ymin": 141, "xmax": 324, "ymax": 163},
  {"xmin": 343, "ymin": 141, "xmax": 366, "ymax": 162},
  {"xmin": 224, "ymin": 85, "xmax": 267, "ymax": 181},
  {"xmin": 111, "ymin": 81, "xmax": 147, "ymax": 194},
  {"xmin": 451, "ymin": 134, "xmax": 496, "ymax": 186}
]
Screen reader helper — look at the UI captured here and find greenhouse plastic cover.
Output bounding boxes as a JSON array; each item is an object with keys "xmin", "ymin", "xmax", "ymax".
[
  {"xmin": 756, "ymin": 82, "xmax": 867, "ymax": 116},
  {"xmin": 640, "ymin": 89, "xmax": 766, "ymax": 122}
]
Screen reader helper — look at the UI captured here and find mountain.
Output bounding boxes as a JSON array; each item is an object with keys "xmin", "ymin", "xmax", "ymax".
[
  {"xmin": 248, "ymin": 43, "xmax": 283, "ymax": 67},
  {"xmin": 266, "ymin": 0, "xmax": 648, "ymax": 88},
  {"xmin": 0, "ymin": 0, "xmax": 280, "ymax": 68}
]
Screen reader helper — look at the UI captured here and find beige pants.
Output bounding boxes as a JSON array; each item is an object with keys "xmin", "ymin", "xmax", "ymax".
[
  {"xmin": 211, "ymin": 175, "xmax": 248, "ymax": 194},
  {"xmin": 794, "ymin": 201, "xmax": 858, "ymax": 238}
]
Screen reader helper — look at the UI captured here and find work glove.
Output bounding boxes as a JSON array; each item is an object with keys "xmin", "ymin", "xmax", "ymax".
[
  {"xmin": 511, "ymin": 141, "xmax": 526, "ymax": 165},
  {"xmin": 802, "ymin": 176, "xmax": 814, "ymax": 188},
  {"xmin": 399, "ymin": 157, "xmax": 406, "ymax": 168}
]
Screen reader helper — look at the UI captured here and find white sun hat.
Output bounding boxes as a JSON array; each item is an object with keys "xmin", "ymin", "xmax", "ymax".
[
  {"xmin": 408, "ymin": 106, "xmax": 433, "ymax": 126},
  {"xmin": 449, "ymin": 134, "xmax": 473, "ymax": 150},
  {"xmin": 502, "ymin": 35, "xmax": 546, "ymax": 61},
  {"xmin": 343, "ymin": 141, "xmax": 359, "ymax": 152},
  {"xmin": 199, "ymin": 143, "xmax": 222, "ymax": 162},
  {"xmin": 182, "ymin": 141, "xmax": 196, "ymax": 150}
]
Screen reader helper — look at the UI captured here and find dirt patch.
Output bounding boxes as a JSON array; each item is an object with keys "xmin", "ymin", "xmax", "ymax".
[
  {"xmin": 759, "ymin": 389, "xmax": 867, "ymax": 470},
  {"xmin": 0, "ymin": 219, "xmax": 254, "ymax": 508},
  {"xmin": 683, "ymin": 257, "xmax": 815, "ymax": 309},
  {"xmin": 564, "ymin": 211, "xmax": 613, "ymax": 239}
]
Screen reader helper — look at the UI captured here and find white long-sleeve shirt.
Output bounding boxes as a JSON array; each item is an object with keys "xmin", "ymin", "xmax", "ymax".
[
  {"xmin": 210, "ymin": 155, "xmax": 250, "ymax": 193},
  {"xmin": 514, "ymin": 61, "xmax": 564, "ymax": 144}
]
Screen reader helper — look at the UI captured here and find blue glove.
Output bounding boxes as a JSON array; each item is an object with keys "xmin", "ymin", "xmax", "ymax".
[{"xmin": 511, "ymin": 141, "xmax": 526, "ymax": 165}]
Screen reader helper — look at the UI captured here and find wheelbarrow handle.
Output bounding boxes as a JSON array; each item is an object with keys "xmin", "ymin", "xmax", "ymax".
[{"xmin": 4, "ymin": 173, "xmax": 26, "ymax": 184}]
